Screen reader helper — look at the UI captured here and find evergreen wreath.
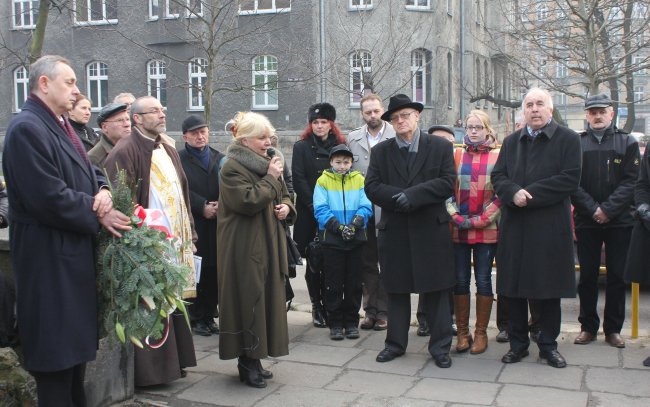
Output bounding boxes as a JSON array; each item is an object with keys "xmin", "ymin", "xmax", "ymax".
[{"xmin": 97, "ymin": 170, "xmax": 192, "ymax": 349}]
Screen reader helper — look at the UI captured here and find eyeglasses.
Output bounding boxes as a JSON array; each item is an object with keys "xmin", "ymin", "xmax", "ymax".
[
  {"xmin": 104, "ymin": 118, "xmax": 131, "ymax": 124},
  {"xmin": 465, "ymin": 125, "xmax": 485, "ymax": 132},
  {"xmin": 389, "ymin": 110, "xmax": 417, "ymax": 122},
  {"xmin": 135, "ymin": 107, "xmax": 166, "ymax": 116}
]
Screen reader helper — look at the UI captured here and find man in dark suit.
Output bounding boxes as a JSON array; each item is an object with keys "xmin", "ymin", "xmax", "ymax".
[
  {"xmin": 492, "ymin": 87, "xmax": 582, "ymax": 368},
  {"xmin": 365, "ymin": 94, "xmax": 456, "ymax": 368},
  {"xmin": 179, "ymin": 115, "xmax": 225, "ymax": 337},
  {"xmin": 2, "ymin": 55, "xmax": 130, "ymax": 405}
]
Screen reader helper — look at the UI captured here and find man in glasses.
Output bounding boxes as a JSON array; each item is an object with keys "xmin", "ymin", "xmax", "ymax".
[
  {"xmin": 88, "ymin": 102, "xmax": 131, "ymax": 167},
  {"xmin": 104, "ymin": 96, "xmax": 198, "ymax": 386},
  {"xmin": 365, "ymin": 94, "xmax": 456, "ymax": 368}
]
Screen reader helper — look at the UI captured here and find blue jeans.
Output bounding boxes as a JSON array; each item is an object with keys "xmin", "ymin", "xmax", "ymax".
[{"xmin": 453, "ymin": 243, "xmax": 496, "ymax": 296}]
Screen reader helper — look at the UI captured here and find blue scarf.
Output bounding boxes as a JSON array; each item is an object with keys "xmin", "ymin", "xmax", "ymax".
[{"xmin": 186, "ymin": 143, "xmax": 210, "ymax": 170}]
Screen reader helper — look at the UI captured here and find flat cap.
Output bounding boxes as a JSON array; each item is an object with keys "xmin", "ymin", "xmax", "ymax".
[
  {"xmin": 329, "ymin": 144, "xmax": 353, "ymax": 160},
  {"xmin": 427, "ymin": 125, "xmax": 455, "ymax": 137},
  {"xmin": 585, "ymin": 93, "xmax": 612, "ymax": 110},
  {"xmin": 97, "ymin": 102, "xmax": 128, "ymax": 126},
  {"xmin": 182, "ymin": 115, "xmax": 208, "ymax": 133}
]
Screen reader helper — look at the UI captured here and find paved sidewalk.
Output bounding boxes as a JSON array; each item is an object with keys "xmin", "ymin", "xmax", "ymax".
[{"xmin": 131, "ymin": 307, "xmax": 650, "ymax": 407}]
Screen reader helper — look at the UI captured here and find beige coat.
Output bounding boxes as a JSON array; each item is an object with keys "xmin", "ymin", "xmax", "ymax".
[{"xmin": 217, "ymin": 143, "xmax": 296, "ymax": 360}]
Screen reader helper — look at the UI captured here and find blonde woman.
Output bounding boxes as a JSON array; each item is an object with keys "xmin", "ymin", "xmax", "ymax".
[
  {"xmin": 447, "ymin": 110, "xmax": 501, "ymax": 355},
  {"xmin": 217, "ymin": 112, "xmax": 296, "ymax": 388}
]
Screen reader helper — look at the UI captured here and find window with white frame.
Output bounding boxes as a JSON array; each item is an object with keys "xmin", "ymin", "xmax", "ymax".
[
  {"xmin": 148, "ymin": 0, "xmax": 159, "ymax": 20},
  {"xmin": 87, "ymin": 62, "xmax": 108, "ymax": 110},
  {"xmin": 74, "ymin": 0, "xmax": 117, "ymax": 25},
  {"xmin": 13, "ymin": 0, "xmax": 39, "ymax": 29},
  {"xmin": 350, "ymin": 0, "xmax": 372, "ymax": 10},
  {"xmin": 556, "ymin": 61, "xmax": 567, "ymax": 78},
  {"xmin": 635, "ymin": 86, "xmax": 645, "ymax": 102},
  {"xmin": 350, "ymin": 51, "xmax": 372, "ymax": 106},
  {"xmin": 633, "ymin": 54, "xmax": 646, "ymax": 76},
  {"xmin": 239, "ymin": 0, "xmax": 291, "ymax": 15},
  {"xmin": 405, "ymin": 0, "xmax": 429, "ymax": 10},
  {"xmin": 447, "ymin": 53, "xmax": 452, "ymax": 107},
  {"xmin": 14, "ymin": 66, "xmax": 29, "ymax": 112},
  {"xmin": 553, "ymin": 93, "xmax": 567, "ymax": 106},
  {"xmin": 189, "ymin": 58, "xmax": 207, "ymax": 110},
  {"xmin": 411, "ymin": 49, "xmax": 430, "ymax": 104},
  {"xmin": 147, "ymin": 60, "xmax": 167, "ymax": 107},
  {"xmin": 252, "ymin": 55, "xmax": 278, "ymax": 109},
  {"xmin": 165, "ymin": 0, "xmax": 181, "ymax": 18},
  {"xmin": 186, "ymin": 0, "xmax": 203, "ymax": 17}
]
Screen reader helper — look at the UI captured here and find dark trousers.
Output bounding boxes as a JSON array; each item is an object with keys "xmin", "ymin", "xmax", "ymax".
[
  {"xmin": 496, "ymin": 296, "xmax": 542, "ymax": 332},
  {"xmin": 323, "ymin": 246, "xmax": 363, "ymax": 328},
  {"xmin": 576, "ymin": 227, "xmax": 631, "ymax": 335},
  {"xmin": 31, "ymin": 363, "xmax": 86, "ymax": 407},
  {"xmin": 361, "ymin": 221, "xmax": 388, "ymax": 319},
  {"xmin": 416, "ymin": 291, "xmax": 454, "ymax": 326},
  {"xmin": 192, "ymin": 263, "xmax": 218, "ymax": 323},
  {"xmin": 386, "ymin": 290, "xmax": 453, "ymax": 357},
  {"xmin": 505, "ymin": 297, "xmax": 560, "ymax": 353}
]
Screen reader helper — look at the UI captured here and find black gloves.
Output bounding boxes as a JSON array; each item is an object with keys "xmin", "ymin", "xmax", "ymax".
[
  {"xmin": 392, "ymin": 192, "xmax": 412, "ymax": 213},
  {"xmin": 341, "ymin": 225, "xmax": 356, "ymax": 241},
  {"xmin": 637, "ymin": 203, "xmax": 650, "ymax": 221},
  {"xmin": 351, "ymin": 215, "xmax": 364, "ymax": 228},
  {"xmin": 326, "ymin": 217, "xmax": 342, "ymax": 234}
]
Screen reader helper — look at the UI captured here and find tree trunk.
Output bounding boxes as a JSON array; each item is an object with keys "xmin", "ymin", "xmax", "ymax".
[{"xmin": 27, "ymin": 0, "xmax": 51, "ymax": 64}]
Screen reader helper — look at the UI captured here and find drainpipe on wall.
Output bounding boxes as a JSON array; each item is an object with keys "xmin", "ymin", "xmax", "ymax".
[
  {"xmin": 459, "ymin": 0, "xmax": 465, "ymax": 121},
  {"xmin": 319, "ymin": 0, "xmax": 326, "ymax": 102}
]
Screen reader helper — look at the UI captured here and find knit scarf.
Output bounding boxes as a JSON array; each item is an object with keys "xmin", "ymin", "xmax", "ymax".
[
  {"xmin": 463, "ymin": 134, "xmax": 493, "ymax": 153},
  {"xmin": 185, "ymin": 143, "xmax": 210, "ymax": 170}
]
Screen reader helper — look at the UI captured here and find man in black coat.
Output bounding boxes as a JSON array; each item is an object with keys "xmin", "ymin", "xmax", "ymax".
[
  {"xmin": 492, "ymin": 87, "xmax": 582, "ymax": 368},
  {"xmin": 2, "ymin": 55, "xmax": 130, "ymax": 405},
  {"xmin": 571, "ymin": 94, "xmax": 639, "ymax": 349},
  {"xmin": 365, "ymin": 94, "xmax": 456, "ymax": 368},
  {"xmin": 179, "ymin": 115, "xmax": 225, "ymax": 337}
]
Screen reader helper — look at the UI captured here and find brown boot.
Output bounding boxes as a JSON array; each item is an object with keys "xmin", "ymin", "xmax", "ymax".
[
  {"xmin": 470, "ymin": 295, "xmax": 493, "ymax": 354},
  {"xmin": 454, "ymin": 294, "xmax": 472, "ymax": 353}
]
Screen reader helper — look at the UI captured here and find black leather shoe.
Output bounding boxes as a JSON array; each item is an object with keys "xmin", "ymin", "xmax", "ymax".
[
  {"xmin": 312, "ymin": 306, "xmax": 327, "ymax": 328},
  {"xmin": 206, "ymin": 319, "xmax": 219, "ymax": 334},
  {"xmin": 417, "ymin": 322, "xmax": 430, "ymax": 336},
  {"xmin": 574, "ymin": 331, "xmax": 596, "ymax": 345},
  {"xmin": 433, "ymin": 353, "xmax": 452, "ymax": 368},
  {"xmin": 605, "ymin": 333, "xmax": 625, "ymax": 348},
  {"xmin": 345, "ymin": 327, "xmax": 360, "ymax": 339},
  {"xmin": 192, "ymin": 321, "xmax": 212, "ymax": 336},
  {"xmin": 501, "ymin": 349, "xmax": 529, "ymax": 363},
  {"xmin": 376, "ymin": 348, "xmax": 404, "ymax": 363},
  {"xmin": 539, "ymin": 349, "xmax": 567, "ymax": 368},
  {"xmin": 330, "ymin": 327, "xmax": 344, "ymax": 340},
  {"xmin": 496, "ymin": 330, "xmax": 509, "ymax": 343},
  {"xmin": 238, "ymin": 358, "xmax": 266, "ymax": 388}
]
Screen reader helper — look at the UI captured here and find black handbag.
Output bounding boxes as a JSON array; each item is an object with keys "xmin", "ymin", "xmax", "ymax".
[{"xmin": 304, "ymin": 235, "xmax": 324, "ymax": 274}]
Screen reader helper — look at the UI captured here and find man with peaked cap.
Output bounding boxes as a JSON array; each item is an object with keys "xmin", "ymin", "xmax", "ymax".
[
  {"xmin": 365, "ymin": 94, "xmax": 456, "ymax": 368},
  {"xmin": 88, "ymin": 102, "xmax": 131, "ymax": 167},
  {"xmin": 571, "ymin": 93, "xmax": 640, "ymax": 349}
]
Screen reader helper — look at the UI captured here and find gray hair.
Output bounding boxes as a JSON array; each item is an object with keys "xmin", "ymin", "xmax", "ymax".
[
  {"xmin": 114, "ymin": 92, "xmax": 136, "ymax": 104},
  {"xmin": 130, "ymin": 96, "xmax": 158, "ymax": 121},
  {"xmin": 28, "ymin": 55, "xmax": 73, "ymax": 93},
  {"xmin": 522, "ymin": 87, "xmax": 554, "ymax": 111}
]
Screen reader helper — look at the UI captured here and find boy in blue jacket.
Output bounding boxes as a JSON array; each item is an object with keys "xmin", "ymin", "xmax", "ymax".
[{"xmin": 314, "ymin": 145, "xmax": 373, "ymax": 340}]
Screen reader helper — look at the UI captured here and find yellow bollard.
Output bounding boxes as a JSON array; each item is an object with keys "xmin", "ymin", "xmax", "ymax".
[{"xmin": 632, "ymin": 282, "xmax": 639, "ymax": 339}]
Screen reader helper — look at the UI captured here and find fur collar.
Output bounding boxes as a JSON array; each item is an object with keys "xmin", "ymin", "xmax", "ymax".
[{"xmin": 226, "ymin": 142, "xmax": 270, "ymax": 176}]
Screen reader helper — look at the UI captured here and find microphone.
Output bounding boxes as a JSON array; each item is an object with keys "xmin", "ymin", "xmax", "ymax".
[{"xmin": 267, "ymin": 147, "xmax": 276, "ymax": 158}]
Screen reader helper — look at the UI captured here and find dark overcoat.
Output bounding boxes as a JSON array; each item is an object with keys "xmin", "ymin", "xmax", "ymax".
[
  {"xmin": 364, "ymin": 130, "xmax": 456, "ymax": 294},
  {"xmin": 2, "ymin": 98, "xmax": 104, "ymax": 372},
  {"xmin": 217, "ymin": 144, "xmax": 296, "ymax": 360},
  {"xmin": 291, "ymin": 134, "xmax": 340, "ymax": 254},
  {"xmin": 178, "ymin": 144, "xmax": 225, "ymax": 268},
  {"xmin": 624, "ymin": 146, "xmax": 650, "ymax": 285},
  {"xmin": 492, "ymin": 121, "xmax": 581, "ymax": 299}
]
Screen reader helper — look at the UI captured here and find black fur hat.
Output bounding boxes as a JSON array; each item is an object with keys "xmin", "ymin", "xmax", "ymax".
[{"xmin": 308, "ymin": 102, "xmax": 336, "ymax": 122}]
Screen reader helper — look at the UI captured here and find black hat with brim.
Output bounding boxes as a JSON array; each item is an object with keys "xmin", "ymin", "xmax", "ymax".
[
  {"xmin": 182, "ymin": 115, "xmax": 208, "ymax": 133},
  {"xmin": 584, "ymin": 93, "xmax": 613, "ymax": 110},
  {"xmin": 329, "ymin": 144, "xmax": 354, "ymax": 160},
  {"xmin": 380, "ymin": 94, "xmax": 424, "ymax": 122}
]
